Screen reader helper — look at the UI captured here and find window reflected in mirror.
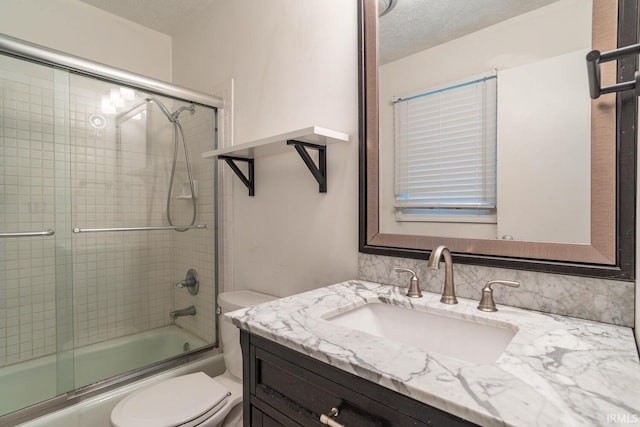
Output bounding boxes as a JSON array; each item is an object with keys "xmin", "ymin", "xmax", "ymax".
[{"xmin": 378, "ymin": 0, "xmax": 592, "ymax": 244}]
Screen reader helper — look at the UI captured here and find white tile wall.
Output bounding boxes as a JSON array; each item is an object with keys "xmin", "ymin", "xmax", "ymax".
[
  {"xmin": 1, "ymin": 61, "xmax": 217, "ymax": 371},
  {"xmin": 0, "ymin": 57, "xmax": 57, "ymax": 366},
  {"xmin": 69, "ymin": 80, "xmax": 217, "ymax": 349},
  {"xmin": 171, "ymin": 106, "xmax": 217, "ymax": 343}
]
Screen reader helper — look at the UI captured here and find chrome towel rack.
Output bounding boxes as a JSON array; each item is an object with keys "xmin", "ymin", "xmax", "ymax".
[
  {"xmin": 72, "ymin": 225, "xmax": 207, "ymax": 233},
  {"xmin": 0, "ymin": 229, "xmax": 55, "ymax": 238},
  {"xmin": 586, "ymin": 43, "xmax": 640, "ymax": 99}
]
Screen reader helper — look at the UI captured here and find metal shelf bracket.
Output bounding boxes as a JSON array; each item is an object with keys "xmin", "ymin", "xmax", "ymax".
[
  {"xmin": 586, "ymin": 43, "xmax": 640, "ymax": 99},
  {"xmin": 219, "ymin": 155, "xmax": 255, "ymax": 196},
  {"xmin": 287, "ymin": 139, "xmax": 327, "ymax": 193}
]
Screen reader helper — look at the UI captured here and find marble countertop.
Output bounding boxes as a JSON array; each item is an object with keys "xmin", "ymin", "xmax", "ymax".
[{"xmin": 226, "ymin": 280, "xmax": 640, "ymax": 426}]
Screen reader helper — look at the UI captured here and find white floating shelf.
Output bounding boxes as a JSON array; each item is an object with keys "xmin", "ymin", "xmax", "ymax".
[
  {"xmin": 202, "ymin": 126, "xmax": 349, "ymax": 196},
  {"xmin": 201, "ymin": 126, "xmax": 349, "ymax": 159}
]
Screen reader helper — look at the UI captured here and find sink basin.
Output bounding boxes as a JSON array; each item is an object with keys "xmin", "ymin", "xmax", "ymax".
[{"xmin": 326, "ymin": 302, "xmax": 516, "ymax": 364}]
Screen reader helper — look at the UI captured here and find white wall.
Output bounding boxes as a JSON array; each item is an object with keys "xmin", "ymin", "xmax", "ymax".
[
  {"xmin": 378, "ymin": 0, "xmax": 592, "ymax": 242},
  {"xmin": 0, "ymin": 0, "xmax": 172, "ymax": 81},
  {"xmin": 171, "ymin": 0, "xmax": 360, "ymax": 297}
]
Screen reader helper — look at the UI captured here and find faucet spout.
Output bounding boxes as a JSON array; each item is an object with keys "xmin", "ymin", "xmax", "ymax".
[
  {"xmin": 170, "ymin": 305, "xmax": 196, "ymax": 320},
  {"xmin": 427, "ymin": 246, "xmax": 457, "ymax": 305}
]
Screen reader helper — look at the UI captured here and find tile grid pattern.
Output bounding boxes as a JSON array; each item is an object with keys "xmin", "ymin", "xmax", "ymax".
[
  {"xmin": 0, "ymin": 58, "xmax": 58, "ymax": 366},
  {"xmin": 171, "ymin": 107, "xmax": 216, "ymax": 343},
  {"xmin": 0, "ymin": 58, "xmax": 217, "ymax": 368}
]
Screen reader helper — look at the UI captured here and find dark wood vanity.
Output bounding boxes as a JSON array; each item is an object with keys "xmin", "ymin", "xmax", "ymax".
[{"xmin": 241, "ymin": 331, "xmax": 477, "ymax": 426}]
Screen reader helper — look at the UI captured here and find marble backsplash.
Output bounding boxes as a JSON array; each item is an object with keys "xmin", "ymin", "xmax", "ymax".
[{"xmin": 359, "ymin": 253, "xmax": 635, "ymax": 327}]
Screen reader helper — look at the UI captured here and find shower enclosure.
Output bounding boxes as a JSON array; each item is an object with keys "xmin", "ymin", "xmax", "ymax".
[{"xmin": 0, "ymin": 34, "xmax": 221, "ymax": 421}]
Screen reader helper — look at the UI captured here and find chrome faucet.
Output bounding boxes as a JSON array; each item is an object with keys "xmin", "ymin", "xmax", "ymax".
[
  {"xmin": 170, "ymin": 305, "xmax": 196, "ymax": 320},
  {"xmin": 427, "ymin": 246, "xmax": 458, "ymax": 304}
]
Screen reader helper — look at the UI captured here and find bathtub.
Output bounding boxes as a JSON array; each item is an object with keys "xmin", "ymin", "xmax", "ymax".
[
  {"xmin": 73, "ymin": 326, "xmax": 208, "ymax": 389},
  {"xmin": 0, "ymin": 325, "xmax": 210, "ymax": 419},
  {"xmin": 18, "ymin": 352, "xmax": 225, "ymax": 427}
]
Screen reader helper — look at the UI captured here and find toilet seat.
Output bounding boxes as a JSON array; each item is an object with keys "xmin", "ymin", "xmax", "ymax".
[{"xmin": 111, "ymin": 372, "xmax": 230, "ymax": 427}]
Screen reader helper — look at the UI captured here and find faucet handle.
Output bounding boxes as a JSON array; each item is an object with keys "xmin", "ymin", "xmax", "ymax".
[
  {"xmin": 394, "ymin": 268, "xmax": 422, "ymax": 298},
  {"xmin": 477, "ymin": 280, "xmax": 520, "ymax": 312},
  {"xmin": 175, "ymin": 268, "xmax": 199, "ymax": 295}
]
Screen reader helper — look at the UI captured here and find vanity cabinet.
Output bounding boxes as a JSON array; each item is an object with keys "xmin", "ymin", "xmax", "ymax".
[{"xmin": 241, "ymin": 331, "xmax": 477, "ymax": 426}]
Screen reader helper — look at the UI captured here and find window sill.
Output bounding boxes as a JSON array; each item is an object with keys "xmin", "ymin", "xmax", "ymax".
[{"xmin": 395, "ymin": 212, "xmax": 497, "ymax": 224}]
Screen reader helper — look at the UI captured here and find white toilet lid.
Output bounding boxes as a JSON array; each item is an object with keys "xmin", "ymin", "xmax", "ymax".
[{"xmin": 111, "ymin": 372, "xmax": 229, "ymax": 427}]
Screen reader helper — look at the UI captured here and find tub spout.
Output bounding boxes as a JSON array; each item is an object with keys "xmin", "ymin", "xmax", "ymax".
[{"xmin": 170, "ymin": 305, "xmax": 196, "ymax": 320}]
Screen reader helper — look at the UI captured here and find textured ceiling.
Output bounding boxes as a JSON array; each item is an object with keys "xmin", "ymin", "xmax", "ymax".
[
  {"xmin": 379, "ymin": 0, "xmax": 561, "ymax": 64},
  {"xmin": 80, "ymin": 0, "xmax": 560, "ymax": 64},
  {"xmin": 79, "ymin": 0, "xmax": 214, "ymax": 36}
]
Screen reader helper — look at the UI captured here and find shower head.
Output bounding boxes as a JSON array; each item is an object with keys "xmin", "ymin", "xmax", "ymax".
[
  {"xmin": 147, "ymin": 96, "xmax": 195, "ymax": 123},
  {"xmin": 171, "ymin": 105, "xmax": 195, "ymax": 122}
]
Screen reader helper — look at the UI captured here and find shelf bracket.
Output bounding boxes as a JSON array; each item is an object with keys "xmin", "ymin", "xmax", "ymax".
[
  {"xmin": 287, "ymin": 140, "xmax": 327, "ymax": 193},
  {"xmin": 219, "ymin": 156, "xmax": 255, "ymax": 196}
]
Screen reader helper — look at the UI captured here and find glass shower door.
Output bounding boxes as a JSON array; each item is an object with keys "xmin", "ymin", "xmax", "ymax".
[
  {"xmin": 67, "ymin": 75, "xmax": 217, "ymax": 390},
  {"xmin": 0, "ymin": 47, "xmax": 217, "ymax": 419},
  {"xmin": 0, "ymin": 56, "xmax": 74, "ymax": 416}
]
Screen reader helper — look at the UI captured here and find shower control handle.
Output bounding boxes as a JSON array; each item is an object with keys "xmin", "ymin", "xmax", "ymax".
[
  {"xmin": 175, "ymin": 268, "xmax": 199, "ymax": 295},
  {"xmin": 176, "ymin": 279, "xmax": 196, "ymax": 288}
]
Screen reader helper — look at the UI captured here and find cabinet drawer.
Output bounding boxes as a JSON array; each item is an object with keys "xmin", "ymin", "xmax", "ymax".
[
  {"xmin": 251, "ymin": 399, "xmax": 304, "ymax": 427},
  {"xmin": 255, "ymin": 348, "xmax": 386, "ymax": 426}
]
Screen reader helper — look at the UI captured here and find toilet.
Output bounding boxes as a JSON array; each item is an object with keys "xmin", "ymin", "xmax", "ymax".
[{"xmin": 110, "ymin": 290, "xmax": 276, "ymax": 427}]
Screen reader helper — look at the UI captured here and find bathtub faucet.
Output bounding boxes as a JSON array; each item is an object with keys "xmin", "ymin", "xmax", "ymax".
[{"xmin": 170, "ymin": 305, "xmax": 196, "ymax": 320}]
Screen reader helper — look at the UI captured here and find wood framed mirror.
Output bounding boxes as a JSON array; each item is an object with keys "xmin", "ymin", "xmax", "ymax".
[{"xmin": 358, "ymin": 0, "xmax": 637, "ymax": 279}]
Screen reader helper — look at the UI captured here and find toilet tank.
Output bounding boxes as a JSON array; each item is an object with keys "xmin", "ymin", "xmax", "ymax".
[{"xmin": 218, "ymin": 290, "xmax": 277, "ymax": 379}]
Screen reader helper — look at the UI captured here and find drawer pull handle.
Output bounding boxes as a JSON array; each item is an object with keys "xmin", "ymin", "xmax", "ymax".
[{"xmin": 320, "ymin": 407, "xmax": 344, "ymax": 427}]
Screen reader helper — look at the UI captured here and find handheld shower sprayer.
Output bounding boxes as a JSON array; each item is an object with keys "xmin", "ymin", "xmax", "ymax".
[
  {"xmin": 147, "ymin": 96, "xmax": 197, "ymax": 231},
  {"xmin": 171, "ymin": 105, "xmax": 196, "ymax": 122},
  {"xmin": 147, "ymin": 97, "xmax": 195, "ymax": 123}
]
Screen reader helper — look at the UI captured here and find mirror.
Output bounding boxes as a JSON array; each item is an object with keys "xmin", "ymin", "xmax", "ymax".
[{"xmin": 358, "ymin": 0, "xmax": 636, "ymax": 278}]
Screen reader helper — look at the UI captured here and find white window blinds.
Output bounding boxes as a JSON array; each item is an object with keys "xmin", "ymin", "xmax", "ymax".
[{"xmin": 394, "ymin": 75, "xmax": 497, "ymax": 214}]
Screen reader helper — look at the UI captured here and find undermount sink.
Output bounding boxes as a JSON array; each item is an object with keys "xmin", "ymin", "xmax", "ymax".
[{"xmin": 326, "ymin": 302, "xmax": 517, "ymax": 364}]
